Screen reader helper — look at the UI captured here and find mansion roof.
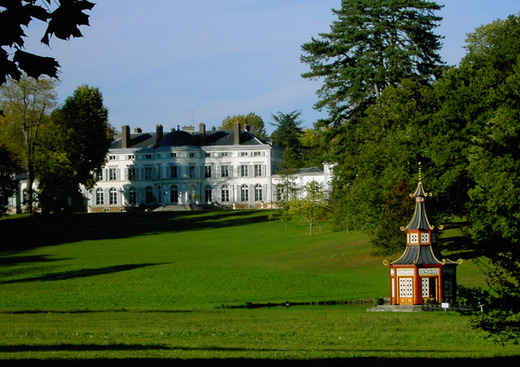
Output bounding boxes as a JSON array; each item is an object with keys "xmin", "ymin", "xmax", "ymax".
[{"xmin": 111, "ymin": 124, "xmax": 269, "ymax": 150}]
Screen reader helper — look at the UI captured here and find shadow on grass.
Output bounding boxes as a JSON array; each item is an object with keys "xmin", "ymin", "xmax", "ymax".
[
  {"xmin": 0, "ymin": 344, "xmax": 175, "ymax": 352},
  {"xmin": 439, "ymin": 235, "xmax": 477, "ymax": 260},
  {"xmin": 0, "ymin": 254, "xmax": 67, "ymax": 266},
  {"xmin": 438, "ymin": 221, "xmax": 478, "ymax": 260},
  {"xmin": 0, "ymin": 263, "xmax": 168, "ymax": 284},
  {"xmin": 0, "ymin": 210, "xmax": 274, "ymax": 255},
  {"xmin": 0, "ymin": 356, "xmax": 519, "ymax": 367}
]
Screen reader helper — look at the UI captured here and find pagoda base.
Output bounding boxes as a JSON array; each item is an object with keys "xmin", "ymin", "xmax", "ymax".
[{"xmin": 367, "ymin": 304, "xmax": 424, "ymax": 312}]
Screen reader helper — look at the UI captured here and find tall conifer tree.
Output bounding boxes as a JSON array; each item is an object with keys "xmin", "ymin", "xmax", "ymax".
[
  {"xmin": 300, "ymin": 0, "xmax": 445, "ymax": 244},
  {"xmin": 301, "ymin": 0, "xmax": 444, "ymax": 125}
]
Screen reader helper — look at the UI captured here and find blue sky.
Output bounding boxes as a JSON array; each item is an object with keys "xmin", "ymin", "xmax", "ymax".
[{"xmin": 24, "ymin": 1, "xmax": 520, "ymax": 134}]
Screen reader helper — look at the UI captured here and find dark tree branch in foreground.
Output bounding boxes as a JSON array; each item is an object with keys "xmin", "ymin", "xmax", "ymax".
[{"xmin": 0, "ymin": 0, "xmax": 95, "ymax": 84}]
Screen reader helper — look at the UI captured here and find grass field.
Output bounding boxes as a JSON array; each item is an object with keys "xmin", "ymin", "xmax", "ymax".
[{"xmin": 1, "ymin": 210, "xmax": 518, "ymax": 364}]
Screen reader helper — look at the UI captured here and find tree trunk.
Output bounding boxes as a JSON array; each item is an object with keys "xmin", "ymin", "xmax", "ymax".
[{"xmin": 25, "ymin": 156, "xmax": 34, "ymax": 214}]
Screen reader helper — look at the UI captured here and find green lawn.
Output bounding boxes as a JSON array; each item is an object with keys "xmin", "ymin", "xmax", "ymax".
[
  {"xmin": 0, "ymin": 210, "xmax": 517, "ymax": 363},
  {"xmin": 0, "ymin": 210, "xmax": 388, "ymax": 311}
]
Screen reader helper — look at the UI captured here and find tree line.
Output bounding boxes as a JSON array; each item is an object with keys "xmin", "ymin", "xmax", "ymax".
[
  {"xmin": 299, "ymin": 0, "xmax": 520, "ymax": 344},
  {"xmin": 0, "ymin": 78, "xmax": 113, "ymax": 215}
]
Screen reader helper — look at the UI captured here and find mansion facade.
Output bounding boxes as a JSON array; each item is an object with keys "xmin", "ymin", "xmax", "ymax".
[{"xmin": 82, "ymin": 123, "xmax": 331, "ymax": 212}]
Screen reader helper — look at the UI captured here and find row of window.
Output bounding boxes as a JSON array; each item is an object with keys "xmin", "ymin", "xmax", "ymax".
[
  {"xmin": 103, "ymin": 164, "xmax": 266, "ymax": 181},
  {"xmin": 93, "ymin": 184, "xmax": 266, "ymax": 206},
  {"xmin": 109, "ymin": 151, "xmax": 266, "ymax": 161}
]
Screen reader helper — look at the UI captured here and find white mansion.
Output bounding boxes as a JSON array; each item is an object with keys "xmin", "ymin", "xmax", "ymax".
[{"xmin": 81, "ymin": 123, "xmax": 332, "ymax": 212}]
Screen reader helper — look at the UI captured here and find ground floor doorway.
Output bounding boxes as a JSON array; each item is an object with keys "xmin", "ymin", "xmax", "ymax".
[
  {"xmin": 421, "ymin": 277, "xmax": 438, "ymax": 302},
  {"xmin": 398, "ymin": 277, "xmax": 414, "ymax": 305}
]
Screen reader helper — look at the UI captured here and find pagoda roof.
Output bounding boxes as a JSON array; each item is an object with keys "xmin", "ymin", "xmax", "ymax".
[
  {"xmin": 405, "ymin": 181, "xmax": 433, "ymax": 231},
  {"xmin": 390, "ymin": 243, "xmax": 458, "ymax": 266},
  {"xmin": 390, "ymin": 165, "xmax": 460, "ymax": 266}
]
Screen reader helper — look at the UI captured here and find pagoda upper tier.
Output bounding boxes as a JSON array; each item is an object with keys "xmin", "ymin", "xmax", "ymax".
[
  {"xmin": 390, "ymin": 172, "xmax": 459, "ymax": 266},
  {"xmin": 405, "ymin": 181, "xmax": 433, "ymax": 231}
]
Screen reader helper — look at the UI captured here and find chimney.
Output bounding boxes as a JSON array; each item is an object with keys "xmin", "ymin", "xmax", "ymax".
[
  {"xmin": 199, "ymin": 123, "xmax": 206, "ymax": 145},
  {"xmin": 134, "ymin": 127, "xmax": 142, "ymax": 133},
  {"xmin": 156, "ymin": 124, "xmax": 163, "ymax": 146},
  {"xmin": 122, "ymin": 125, "xmax": 130, "ymax": 148},
  {"xmin": 234, "ymin": 122, "xmax": 241, "ymax": 145}
]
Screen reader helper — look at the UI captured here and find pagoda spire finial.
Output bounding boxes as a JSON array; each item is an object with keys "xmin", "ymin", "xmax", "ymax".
[
  {"xmin": 410, "ymin": 162, "xmax": 427, "ymax": 199},
  {"xmin": 405, "ymin": 162, "xmax": 432, "ymax": 230}
]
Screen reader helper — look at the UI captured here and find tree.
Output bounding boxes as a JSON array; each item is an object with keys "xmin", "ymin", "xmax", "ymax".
[
  {"xmin": 270, "ymin": 110, "xmax": 304, "ymax": 150},
  {"xmin": 0, "ymin": 144, "xmax": 18, "ymax": 216},
  {"xmin": 326, "ymin": 78, "xmax": 448, "ymax": 253},
  {"xmin": 335, "ymin": 11, "xmax": 520, "ymax": 342},
  {"xmin": 301, "ymin": 0, "xmax": 444, "ymax": 125},
  {"xmin": 300, "ymin": 0, "xmax": 447, "ymax": 253},
  {"xmin": 0, "ymin": 0, "xmax": 95, "ymax": 84},
  {"xmin": 299, "ymin": 124, "xmax": 327, "ymax": 167},
  {"xmin": 36, "ymin": 85, "xmax": 113, "ymax": 213},
  {"xmin": 0, "ymin": 75, "xmax": 58, "ymax": 213},
  {"xmin": 221, "ymin": 113, "xmax": 267, "ymax": 140},
  {"xmin": 370, "ymin": 180, "xmax": 414, "ymax": 255},
  {"xmin": 275, "ymin": 171, "xmax": 299, "ymax": 227},
  {"xmin": 287, "ymin": 180, "xmax": 328, "ymax": 236},
  {"xmin": 447, "ymin": 14, "xmax": 520, "ymax": 344},
  {"xmin": 270, "ymin": 110, "xmax": 305, "ymax": 169}
]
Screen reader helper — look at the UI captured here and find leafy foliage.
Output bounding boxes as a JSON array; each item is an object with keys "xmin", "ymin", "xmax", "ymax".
[
  {"xmin": 302, "ymin": 1, "xmax": 520, "ymax": 343},
  {"xmin": 472, "ymin": 258, "xmax": 520, "ymax": 344},
  {"xmin": 314, "ymin": 10, "xmax": 520, "ymax": 343},
  {"xmin": 270, "ymin": 110, "xmax": 303, "ymax": 146},
  {"xmin": 270, "ymin": 110, "xmax": 305, "ymax": 168},
  {"xmin": 327, "ymin": 79, "xmax": 458, "ymax": 253},
  {"xmin": 36, "ymin": 85, "xmax": 112, "ymax": 213},
  {"xmin": 452, "ymin": 14, "xmax": 520, "ymax": 343},
  {"xmin": 299, "ymin": 124, "xmax": 328, "ymax": 167},
  {"xmin": 270, "ymin": 110, "xmax": 327, "ymax": 170},
  {"xmin": 371, "ymin": 180, "xmax": 414, "ymax": 255},
  {"xmin": 0, "ymin": 75, "xmax": 58, "ymax": 213},
  {"xmin": 221, "ymin": 112, "xmax": 267, "ymax": 140},
  {"xmin": 300, "ymin": 0, "xmax": 447, "ymax": 255},
  {"xmin": 0, "ymin": 0, "xmax": 95, "ymax": 84},
  {"xmin": 287, "ymin": 180, "xmax": 328, "ymax": 236}
]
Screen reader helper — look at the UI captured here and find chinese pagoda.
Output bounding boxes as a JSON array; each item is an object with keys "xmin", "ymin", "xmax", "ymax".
[{"xmin": 385, "ymin": 165, "xmax": 461, "ymax": 305}]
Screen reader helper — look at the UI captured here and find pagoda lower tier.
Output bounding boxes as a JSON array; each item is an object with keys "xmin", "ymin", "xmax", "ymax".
[{"xmin": 386, "ymin": 242, "xmax": 460, "ymax": 305}]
